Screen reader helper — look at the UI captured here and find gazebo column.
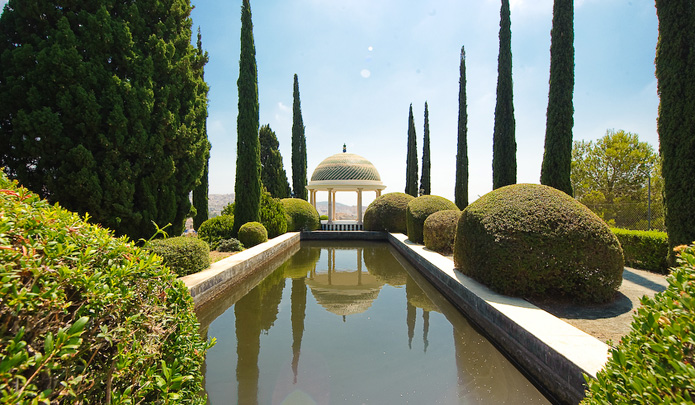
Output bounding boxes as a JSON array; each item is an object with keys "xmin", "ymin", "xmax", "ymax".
[
  {"xmin": 331, "ymin": 190, "xmax": 337, "ymax": 221},
  {"xmin": 376, "ymin": 189, "xmax": 382, "ymax": 198},
  {"xmin": 327, "ymin": 188, "xmax": 334, "ymax": 223},
  {"xmin": 357, "ymin": 188, "xmax": 363, "ymax": 224}
]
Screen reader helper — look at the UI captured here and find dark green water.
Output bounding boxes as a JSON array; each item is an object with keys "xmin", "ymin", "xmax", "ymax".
[{"xmin": 198, "ymin": 241, "xmax": 550, "ymax": 404}]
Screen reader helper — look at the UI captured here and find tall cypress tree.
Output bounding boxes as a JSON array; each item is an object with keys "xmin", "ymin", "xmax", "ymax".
[
  {"xmin": 193, "ymin": 27, "xmax": 210, "ymax": 231},
  {"xmin": 260, "ymin": 124, "xmax": 292, "ymax": 198},
  {"xmin": 540, "ymin": 0, "xmax": 574, "ymax": 196},
  {"xmin": 405, "ymin": 104, "xmax": 419, "ymax": 197},
  {"xmin": 0, "ymin": 0, "xmax": 209, "ymax": 240},
  {"xmin": 291, "ymin": 74, "xmax": 308, "ymax": 200},
  {"xmin": 655, "ymin": 0, "xmax": 695, "ymax": 257},
  {"xmin": 233, "ymin": 0, "xmax": 261, "ymax": 235},
  {"xmin": 455, "ymin": 46, "xmax": 469, "ymax": 209},
  {"xmin": 420, "ymin": 102, "xmax": 431, "ymax": 196},
  {"xmin": 492, "ymin": 0, "xmax": 517, "ymax": 189}
]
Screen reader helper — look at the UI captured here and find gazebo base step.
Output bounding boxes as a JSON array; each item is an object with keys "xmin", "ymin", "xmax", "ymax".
[{"xmin": 321, "ymin": 221, "xmax": 363, "ymax": 231}]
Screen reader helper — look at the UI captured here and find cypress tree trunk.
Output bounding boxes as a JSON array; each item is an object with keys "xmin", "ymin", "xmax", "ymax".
[
  {"xmin": 655, "ymin": 0, "xmax": 695, "ymax": 258},
  {"xmin": 455, "ymin": 46, "xmax": 469, "ymax": 209},
  {"xmin": 420, "ymin": 102, "xmax": 431, "ymax": 196},
  {"xmin": 492, "ymin": 0, "xmax": 517, "ymax": 189},
  {"xmin": 405, "ymin": 104, "xmax": 419, "ymax": 197},
  {"xmin": 291, "ymin": 74, "xmax": 308, "ymax": 200},
  {"xmin": 540, "ymin": 0, "xmax": 574, "ymax": 196},
  {"xmin": 193, "ymin": 27, "xmax": 210, "ymax": 231},
  {"xmin": 233, "ymin": 0, "xmax": 261, "ymax": 235}
]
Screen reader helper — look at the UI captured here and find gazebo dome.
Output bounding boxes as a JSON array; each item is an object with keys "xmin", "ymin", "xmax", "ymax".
[{"xmin": 310, "ymin": 153, "xmax": 381, "ymax": 182}]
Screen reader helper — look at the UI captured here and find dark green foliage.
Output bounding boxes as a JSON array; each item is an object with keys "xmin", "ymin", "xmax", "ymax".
[
  {"xmin": 420, "ymin": 102, "xmax": 431, "ymax": 196},
  {"xmin": 363, "ymin": 192, "xmax": 415, "ymax": 234},
  {"xmin": 281, "ymin": 198, "xmax": 320, "ymax": 231},
  {"xmin": 492, "ymin": 0, "xmax": 517, "ymax": 189},
  {"xmin": 0, "ymin": 174, "xmax": 210, "ymax": 403},
  {"xmin": 655, "ymin": 0, "xmax": 695, "ymax": 259},
  {"xmin": 405, "ymin": 104, "xmax": 419, "ymax": 197},
  {"xmin": 198, "ymin": 215, "xmax": 235, "ymax": 250},
  {"xmin": 454, "ymin": 184, "xmax": 624, "ymax": 303},
  {"xmin": 238, "ymin": 221, "xmax": 268, "ymax": 248},
  {"xmin": 455, "ymin": 46, "xmax": 469, "ymax": 209},
  {"xmin": 260, "ymin": 124, "xmax": 291, "ymax": 198},
  {"xmin": 423, "ymin": 210, "xmax": 462, "ymax": 254},
  {"xmin": 406, "ymin": 195, "xmax": 458, "ymax": 244},
  {"xmin": 259, "ymin": 190, "xmax": 288, "ymax": 238},
  {"xmin": 217, "ymin": 237, "xmax": 244, "ymax": 253},
  {"xmin": 291, "ymin": 74, "xmax": 308, "ymax": 200},
  {"xmin": 145, "ymin": 236, "xmax": 210, "ymax": 277},
  {"xmin": 193, "ymin": 27, "xmax": 211, "ymax": 231},
  {"xmin": 0, "ymin": 0, "xmax": 210, "ymax": 241},
  {"xmin": 540, "ymin": 0, "xmax": 574, "ymax": 196},
  {"xmin": 222, "ymin": 202, "xmax": 235, "ymax": 217},
  {"xmin": 612, "ymin": 228, "xmax": 669, "ymax": 273},
  {"xmin": 581, "ymin": 244, "xmax": 695, "ymax": 404},
  {"xmin": 233, "ymin": 0, "xmax": 262, "ymax": 235}
]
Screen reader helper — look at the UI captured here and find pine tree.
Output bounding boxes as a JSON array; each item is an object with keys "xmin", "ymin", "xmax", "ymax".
[
  {"xmin": 455, "ymin": 46, "xmax": 469, "ymax": 209},
  {"xmin": 260, "ymin": 124, "xmax": 292, "ymax": 198},
  {"xmin": 0, "ymin": 0, "xmax": 209, "ymax": 240},
  {"xmin": 540, "ymin": 0, "xmax": 574, "ymax": 196},
  {"xmin": 291, "ymin": 74, "xmax": 308, "ymax": 200},
  {"xmin": 405, "ymin": 104, "xmax": 419, "ymax": 197},
  {"xmin": 193, "ymin": 27, "xmax": 211, "ymax": 231},
  {"xmin": 420, "ymin": 102, "xmax": 431, "ymax": 196},
  {"xmin": 655, "ymin": 0, "xmax": 695, "ymax": 258},
  {"xmin": 233, "ymin": 0, "xmax": 262, "ymax": 235},
  {"xmin": 492, "ymin": 0, "xmax": 517, "ymax": 189}
]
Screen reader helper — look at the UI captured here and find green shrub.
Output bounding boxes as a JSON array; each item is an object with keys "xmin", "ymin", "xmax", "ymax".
[
  {"xmin": 217, "ymin": 237, "xmax": 244, "ymax": 252},
  {"xmin": 612, "ymin": 228, "xmax": 669, "ymax": 273},
  {"xmin": 454, "ymin": 184, "xmax": 624, "ymax": 303},
  {"xmin": 198, "ymin": 214, "xmax": 235, "ymax": 250},
  {"xmin": 581, "ymin": 244, "xmax": 695, "ymax": 404},
  {"xmin": 259, "ymin": 191, "xmax": 287, "ymax": 238},
  {"xmin": 145, "ymin": 236, "xmax": 210, "ymax": 276},
  {"xmin": 320, "ymin": 214, "xmax": 329, "ymax": 220},
  {"xmin": 423, "ymin": 210, "xmax": 462, "ymax": 254},
  {"xmin": 406, "ymin": 195, "xmax": 458, "ymax": 244},
  {"xmin": 238, "ymin": 222, "xmax": 268, "ymax": 247},
  {"xmin": 0, "ymin": 174, "xmax": 210, "ymax": 404},
  {"xmin": 363, "ymin": 192, "xmax": 415, "ymax": 233},
  {"xmin": 281, "ymin": 198, "xmax": 320, "ymax": 231}
]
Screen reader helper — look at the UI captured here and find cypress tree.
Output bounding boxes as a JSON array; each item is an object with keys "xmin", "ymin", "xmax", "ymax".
[
  {"xmin": 0, "ymin": 0, "xmax": 209, "ymax": 240},
  {"xmin": 233, "ymin": 0, "xmax": 262, "ymax": 235},
  {"xmin": 420, "ymin": 102, "xmax": 431, "ymax": 196},
  {"xmin": 455, "ymin": 46, "xmax": 469, "ymax": 209},
  {"xmin": 193, "ymin": 27, "xmax": 211, "ymax": 231},
  {"xmin": 655, "ymin": 0, "xmax": 695, "ymax": 257},
  {"xmin": 540, "ymin": 0, "xmax": 574, "ymax": 196},
  {"xmin": 405, "ymin": 104, "xmax": 419, "ymax": 197},
  {"xmin": 492, "ymin": 0, "xmax": 517, "ymax": 189},
  {"xmin": 260, "ymin": 124, "xmax": 292, "ymax": 198},
  {"xmin": 291, "ymin": 74, "xmax": 308, "ymax": 200}
]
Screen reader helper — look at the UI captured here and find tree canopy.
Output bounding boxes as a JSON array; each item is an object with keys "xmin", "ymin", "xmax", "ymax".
[
  {"xmin": 405, "ymin": 104, "xmax": 418, "ymax": 197},
  {"xmin": 291, "ymin": 74, "xmax": 307, "ymax": 200},
  {"xmin": 455, "ymin": 46, "xmax": 469, "ymax": 209},
  {"xmin": 260, "ymin": 124, "xmax": 291, "ymax": 198},
  {"xmin": 419, "ymin": 102, "xmax": 431, "ymax": 196}
]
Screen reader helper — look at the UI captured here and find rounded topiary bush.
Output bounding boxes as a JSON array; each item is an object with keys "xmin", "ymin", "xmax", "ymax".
[
  {"xmin": 363, "ymin": 192, "xmax": 415, "ymax": 233},
  {"xmin": 453, "ymin": 183, "xmax": 624, "ymax": 303},
  {"xmin": 0, "ymin": 174, "xmax": 210, "ymax": 403},
  {"xmin": 238, "ymin": 221, "xmax": 268, "ymax": 247},
  {"xmin": 281, "ymin": 198, "xmax": 320, "ymax": 231},
  {"xmin": 145, "ymin": 236, "xmax": 210, "ymax": 276},
  {"xmin": 198, "ymin": 214, "xmax": 235, "ymax": 250},
  {"xmin": 217, "ymin": 237, "xmax": 244, "ymax": 252},
  {"xmin": 423, "ymin": 210, "xmax": 462, "ymax": 254},
  {"xmin": 406, "ymin": 195, "xmax": 458, "ymax": 244},
  {"xmin": 259, "ymin": 191, "xmax": 288, "ymax": 238}
]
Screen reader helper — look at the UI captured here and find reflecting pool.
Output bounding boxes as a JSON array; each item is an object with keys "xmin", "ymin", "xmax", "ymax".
[{"xmin": 198, "ymin": 241, "xmax": 551, "ymax": 404}]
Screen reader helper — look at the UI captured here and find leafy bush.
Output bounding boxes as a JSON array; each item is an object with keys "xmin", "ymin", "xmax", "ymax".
[
  {"xmin": 198, "ymin": 214, "xmax": 235, "ymax": 250},
  {"xmin": 281, "ymin": 198, "xmax": 320, "ymax": 231},
  {"xmin": 454, "ymin": 184, "xmax": 624, "ymax": 303},
  {"xmin": 145, "ymin": 236, "xmax": 210, "ymax": 277},
  {"xmin": 238, "ymin": 222, "xmax": 268, "ymax": 247},
  {"xmin": 363, "ymin": 192, "xmax": 415, "ymax": 233},
  {"xmin": 217, "ymin": 238, "xmax": 244, "ymax": 252},
  {"xmin": 0, "ymin": 174, "xmax": 210, "ymax": 404},
  {"xmin": 320, "ymin": 215, "xmax": 329, "ymax": 220},
  {"xmin": 423, "ymin": 210, "xmax": 462, "ymax": 254},
  {"xmin": 612, "ymin": 228, "xmax": 669, "ymax": 273},
  {"xmin": 259, "ymin": 191, "xmax": 287, "ymax": 238},
  {"xmin": 581, "ymin": 244, "xmax": 695, "ymax": 404},
  {"xmin": 406, "ymin": 195, "xmax": 458, "ymax": 244}
]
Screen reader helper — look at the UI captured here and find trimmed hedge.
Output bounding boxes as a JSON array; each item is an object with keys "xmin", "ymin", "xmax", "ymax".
[
  {"xmin": 0, "ymin": 174, "xmax": 210, "ymax": 403},
  {"xmin": 198, "ymin": 214, "xmax": 235, "ymax": 250},
  {"xmin": 454, "ymin": 184, "xmax": 624, "ymax": 303},
  {"xmin": 423, "ymin": 210, "xmax": 462, "ymax": 254},
  {"xmin": 582, "ymin": 244, "xmax": 695, "ymax": 403},
  {"xmin": 217, "ymin": 237, "xmax": 244, "ymax": 252},
  {"xmin": 281, "ymin": 198, "xmax": 320, "ymax": 231},
  {"xmin": 406, "ymin": 195, "xmax": 458, "ymax": 244},
  {"xmin": 363, "ymin": 192, "xmax": 414, "ymax": 234},
  {"xmin": 238, "ymin": 222, "xmax": 268, "ymax": 247},
  {"xmin": 145, "ymin": 236, "xmax": 210, "ymax": 277},
  {"xmin": 260, "ymin": 191, "xmax": 288, "ymax": 238},
  {"xmin": 612, "ymin": 228, "xmax": 669, "ymax": 273}
]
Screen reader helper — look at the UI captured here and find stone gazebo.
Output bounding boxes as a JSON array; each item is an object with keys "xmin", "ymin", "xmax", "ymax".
[{"xmin": 306, "ymin": 149, "xmax": 386, "ymax": 230}]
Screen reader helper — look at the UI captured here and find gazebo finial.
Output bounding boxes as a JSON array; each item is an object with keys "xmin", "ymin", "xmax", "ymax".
[{"xmin": 343, "ymin": 143, "xmax": 346, "ymax": 153}]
